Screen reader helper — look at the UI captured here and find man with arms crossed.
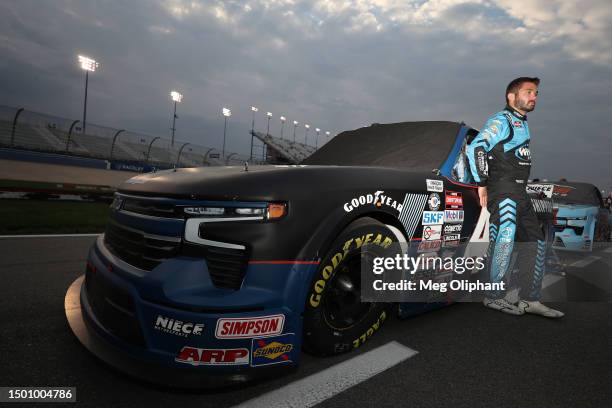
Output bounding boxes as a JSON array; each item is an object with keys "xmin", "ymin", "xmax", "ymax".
[{"xmin": 467, "ymin": 77, "xmax": 564, "ymax": 318}]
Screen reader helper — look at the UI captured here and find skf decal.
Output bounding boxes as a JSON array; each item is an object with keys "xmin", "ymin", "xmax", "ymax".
[
  {"xmin": 175, "ymin": 347, "xmax": 249, "ymax": 366},
  {"xmin": 445, "ymin": 191, "xmax": 463, "ymax": 210},
  {"xmin": 444, "ymin": 210, "xmax": 464, "ymax": 224},
  {"xmin": 423, "ymin": 225, "xmax": 442, "ymax": 241},
  {"xmin": 426, "ymin": 179, "xmax": 443, "ymax": 193},
  {"xmin": 398, "ymin": 194, "xmax": 429, "ymax": 240},
  {"xmin": 422, "ymin": 211, "xmax": 444, "ymax": 225},
  {"xmin": 251, "ymin": 334, "xmax": 295, "ymax": 367},
  {"xmin": 154, "ymin": 315, "xmax": 204, "ymax": 338},
  {"xmin": 343, "ymin": 190, "xmax": 402, "ymax": 213},
  {"xmin": 427, "ymin": 193, "xmax": 441, "ymax": 211},
  {"xmin": 309, "ymin": 234, "xmax": 393, "ymax": 307},
  {"xmin": 215, "ymin": 315, "xmax": 284, "ymax": 339}
]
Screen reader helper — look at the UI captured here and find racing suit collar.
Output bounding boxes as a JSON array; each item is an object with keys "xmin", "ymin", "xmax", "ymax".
[{"xmin": 504, "ymin": 105, "xmax": 527, "ymax": 121}]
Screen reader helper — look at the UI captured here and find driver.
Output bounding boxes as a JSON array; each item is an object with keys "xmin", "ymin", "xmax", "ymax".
[{"xmin": 466, "ymin": 77, "xmax": 564, "ymax": 318}]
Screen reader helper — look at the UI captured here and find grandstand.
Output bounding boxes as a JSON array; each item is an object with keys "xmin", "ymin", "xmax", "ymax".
[{"xmin": 251, "ymin": 130, "xmax": 317, "ymax": 164}]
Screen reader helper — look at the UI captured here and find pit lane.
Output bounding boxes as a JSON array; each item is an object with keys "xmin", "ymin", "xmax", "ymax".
[{"xmin": 1, "ymin": 236, "xmax": 611, "ymax": 408}]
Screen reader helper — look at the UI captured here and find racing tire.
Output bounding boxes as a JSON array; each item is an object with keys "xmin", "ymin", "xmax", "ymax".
[{"xmin": 302, "ymin": 217, "xmax": 400, "ymax": 356}]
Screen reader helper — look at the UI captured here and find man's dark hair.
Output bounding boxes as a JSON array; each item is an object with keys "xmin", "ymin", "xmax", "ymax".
[{"xmin": 505, "ymin": 77, "xmax": 540, "ymax": 104}]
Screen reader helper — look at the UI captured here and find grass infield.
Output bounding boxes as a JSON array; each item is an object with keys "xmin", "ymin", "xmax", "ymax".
[{"xmin": 0, "ymin": 199, "xmax": 110, "ymax": 234}]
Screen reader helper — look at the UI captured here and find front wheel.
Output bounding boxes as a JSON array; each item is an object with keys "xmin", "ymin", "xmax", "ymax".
[{"xmin": 302, "ymin": 217, "xmax": 400, "ymax": 356}]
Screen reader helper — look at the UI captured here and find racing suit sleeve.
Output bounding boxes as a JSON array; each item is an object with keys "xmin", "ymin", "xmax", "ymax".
[{"xmin": 466, "ymin": 115, "xmax": 511, "ymax": 187}]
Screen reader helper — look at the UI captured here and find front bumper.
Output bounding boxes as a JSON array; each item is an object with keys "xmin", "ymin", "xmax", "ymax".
[
  {"xmin": 65, "ymin": 236, "xmax": 315, "ymax": 388},
  {"xmin": 552, "ymin": 230, "xmax": 592, "ymax": 252}
]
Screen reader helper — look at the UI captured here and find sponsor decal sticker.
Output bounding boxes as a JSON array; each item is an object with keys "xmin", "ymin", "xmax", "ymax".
[
  {"xmin": 444, "ymin": 210, "xmax": 464, "ymax": 223},
  {"xmin": 216, "ymin": 315, "xmax": 284, "ymax": 339},
  {"xmin": 427, "ymin": 193, "xmax": 441, "ymax": 211},
  {"xmin": 251, "ymin": 334, "xmax": 295, "ymax": 367},
  {"xmin": 417, "ymin": 239, "xmax": 442, "ymax": 253},
  {"xmin": 526, "ymin": 183, "xmax": 554, "ymax": 198},
  {"xmin": 154, "ymin": 315, "xmax": 204, "ymax": 338},
  {"xmin": 515, "ymin": 144, "xmax": 531, "ymax": 162},
  {"xmin": 443, "ymin": 239, "xmax": 460, "ymax": 248},
  {"xmin": 444, "ymin": 224, "xmax": 462, "ymax": 234},
  {"xmin": 477, "ymin": 150, "xmax": 487, "ymax": 172},
  {"xmin": 443, "ymin": 234, "xmax": 460, "ymax": 241},
  {"xmin": 422, "ymin": 211, "xmax": 444, "ymax": 225},
  {"xmin": 445, "ymin": 191, "xmax": 463, "ymax": 210},
  {"xmin": 423, "ymin": 225, "xmax": 442, "ymax": 241},
  {"xmin": 343, "ymin": 190, "xmax": 403, "ymax": 213},
  {"xmin": 513, "ymin": 120, "xmax": 523, "ymax": 128},
  {"xmin": 426, "ymin": 179, "xmax": 444, "ymax": 193},
  {"xmin": 552, "ymin": 184, "xmax": 575, "ymax": 197},
  {"xmin": 175, "ymin": 347, "xmax": 249, "ymax": 366}
]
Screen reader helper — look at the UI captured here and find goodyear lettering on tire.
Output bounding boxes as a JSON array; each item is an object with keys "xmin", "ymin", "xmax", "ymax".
[
  {"xmin": 309, "ymin": 233, "xmax": 393, "ymax": 308},
  {"xmin": 352, "ymin": 310, "xmax": 386, "ymax": 349}
]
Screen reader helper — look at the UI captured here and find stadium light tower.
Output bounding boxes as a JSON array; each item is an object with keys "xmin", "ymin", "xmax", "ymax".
[
  {"xmin": 293, "ymin": 120, "xmax": 298, "ymax": 142},
  {"xmin": 325, "ymin": 131, "xmax": 330, "ymax": 142},
  {"xmin": 266, "ymin": 112, "xmax": 272, "ymax": 136},
  {"xmin": 315, "ymin": 128, "xmax": 320, "ymax": 148},
  {"xmin": 250, "ymin": 106, "xmax": 258, "ymax": 161},
  {"xmin": 304, "ymin": 124, "xmax": 310, "ymax": 145},
  {"xmin": 280, "ymin": 116, "xmax": 286, "ymax": 139},
  {"xmin": 169, "ymin": 91, "xmax": 183, "ymax": 147},
  {"xmin": 77, "ymin": 55, "xmax": 99, "ymax": 136},
  {"xmin": 222, "ymin": 107, "xmax": 231, "ymax": 158}
]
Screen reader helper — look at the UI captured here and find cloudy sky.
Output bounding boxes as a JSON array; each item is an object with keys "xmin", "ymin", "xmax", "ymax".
[{"xmin": 1, "ymin": 0, "xmax": 611, "ymax": 189}]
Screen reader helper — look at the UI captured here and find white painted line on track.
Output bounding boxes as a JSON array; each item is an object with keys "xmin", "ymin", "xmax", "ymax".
[
  {"xmin": 0, "ymin": 233, "xmax": 101, "ymax": 239},
  {"xmin": 232, "ymin": 341, "xmax": 417, "ymax": 408},
  {"xmin": 570, "ymin": 256, "xmax": 601, "ymax": 268},
  {"xmin": 604, "ymin": 246, "xmax": 612, "ymax": 254}
]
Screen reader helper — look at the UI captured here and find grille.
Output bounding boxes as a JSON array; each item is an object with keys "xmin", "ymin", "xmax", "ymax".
[
  {"xmin": 183, "ymin": 243, "xmax": 248, "ymax": 290},
  {"xmin": 104, "ymin": 220, "xmax": 181, "ymax": 271},
  {"xmin": 121, "ymin": 197, "xmax": 184, "ymax": 218},
  {"xmin": 84, "ymin": 267, "xmax": 145, "ymax": 347}
]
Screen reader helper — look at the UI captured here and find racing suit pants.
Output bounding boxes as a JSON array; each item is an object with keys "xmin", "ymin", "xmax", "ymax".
[{"xmin": 486, "ymin": 183, "xmax": 546, "ymax": 301}]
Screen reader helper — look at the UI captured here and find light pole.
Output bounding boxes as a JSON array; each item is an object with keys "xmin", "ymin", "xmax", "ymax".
[
  {"xmin": 266, "ymin": 112, "xmax": 272, "ymax": 136},
  {"xmin": 315, "ymin": 128, "xmax": 320, "ymax": 148},
  {"xmin": 222, "ymin": 107, "xmax": 231, "ymax": 158},
  {"xmin": 169, "ymin": 91, "xmax": 183, "ymax": 147},
  {"xmin": 325, "ymin": 131, "xmax": 330, "ymax": 142},
  {"xmin": 250, "ymin": 106, "xmax": 258, "ymax": 161},
  {"xmin": 304, "ymin": 124, "xmax": 310, "ymax": 145},
  {"xmin": 78, "ymin": 55, "xmax": 99, "ymax": 136},
  {"xmin": 293, "ymin": 120, "xmax": 298, "ymax": 142},
  {"xmin": 280, "ymin": 116, "xmax": 286, "ymax": 139}
]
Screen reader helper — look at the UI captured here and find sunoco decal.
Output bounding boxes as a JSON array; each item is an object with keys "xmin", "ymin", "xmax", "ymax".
[
  {"xmin": 251, "ymin": 334, "xmax": 295, "ymax": 367},
  {"xmin": 175, "ymin": 347, "xmax": 249, "ymax": 366},
  {"xmin": 154, "ymin": 315, "xmax": 204, "ymax": 338},
  {"xmin": 215, "ymin": 314, "xmax": 284, "ymax": 339},
  {"xmin": 343, "ymin": 190, "xmax": 402, "ymax": 213},
  {"xmin": 426, "ymin": 179, "xmax": 443, "ymax": 192}
]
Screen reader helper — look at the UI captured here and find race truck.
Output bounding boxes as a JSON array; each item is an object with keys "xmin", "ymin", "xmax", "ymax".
[{"xmin": 65, "ymin": 121, "xmax": 553, "ymax": 387}]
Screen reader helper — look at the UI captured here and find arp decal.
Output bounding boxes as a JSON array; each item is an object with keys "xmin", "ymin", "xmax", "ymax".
[
  {"xmin": 423, "ymin": 225, "xmax": 442, "ymax": 241},
  {"xmin": 445, "ymin": 191, "xmax": 463, "ymax": 210},
  {"xmin": 422, "ymin": 211, "xmax": 444, "ymax": 225},
  {"xmin": 251, "ymin": 334, "xmax": 295, "ymax": 367},
  {"xmin": 426, "ymin": 179, "xmax": 444, "ymax": 193},
  {"xmin": 175, "ymin": 347, "xmax": 249, "ymax": 366},
  {"xmin": 215, "ymin": 315, "xmax": 285, "ymax": 339}
]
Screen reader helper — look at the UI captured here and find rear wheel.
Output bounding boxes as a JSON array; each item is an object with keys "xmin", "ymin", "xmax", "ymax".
[{"xmin": 302, "ymin": 217, "xmax": 400, "ymax": 356}]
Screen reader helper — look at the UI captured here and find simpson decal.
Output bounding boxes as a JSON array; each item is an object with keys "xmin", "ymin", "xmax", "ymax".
[{"xmin": 216, "ymin": 315, "xmax": 284, "ymax": 339}]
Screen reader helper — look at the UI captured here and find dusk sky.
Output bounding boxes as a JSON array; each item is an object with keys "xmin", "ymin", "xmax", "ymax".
[{"xmin": 1, "ymin": 1, "xmax": 611, "ymax": 190}]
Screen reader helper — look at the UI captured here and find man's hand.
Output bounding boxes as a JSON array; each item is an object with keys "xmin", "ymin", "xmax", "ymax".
[{"xmin": 478, "ymin": 186, "xmax": 487, "ymax": 208}]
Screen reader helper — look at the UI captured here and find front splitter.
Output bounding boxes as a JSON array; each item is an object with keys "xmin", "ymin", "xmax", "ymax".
[{"xmin": 64, "ymin": 275, "xmax": 297, "ymax": 389}]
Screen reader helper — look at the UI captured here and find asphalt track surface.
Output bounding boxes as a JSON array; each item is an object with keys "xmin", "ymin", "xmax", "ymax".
[{"xmin": 1, "ymin": 236, "xmax": 611, "ymax": 408}]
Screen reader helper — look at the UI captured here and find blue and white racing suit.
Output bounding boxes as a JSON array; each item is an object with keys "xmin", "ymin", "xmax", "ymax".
[{"xmin": 467, "ymin": 106, "xmax": 545, "ymax": 301}]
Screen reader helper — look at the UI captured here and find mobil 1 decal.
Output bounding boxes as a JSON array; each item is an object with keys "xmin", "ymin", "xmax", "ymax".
[
  {"xmin": 397, "ymin": 193, "xmax": 428, "ymax": 240},
  {"xmin": 445, "ymin": 191, "xmax": 463, "ymax": 210}
]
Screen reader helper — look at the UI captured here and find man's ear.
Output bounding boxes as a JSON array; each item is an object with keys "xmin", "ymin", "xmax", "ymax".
[{"xmin": 507, "ymin": 92, "xmax": 515, "ymax": 105}]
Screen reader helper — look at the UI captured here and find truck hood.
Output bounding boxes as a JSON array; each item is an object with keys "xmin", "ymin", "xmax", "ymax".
[{"xmin": 117, "ymin": 165, "xmax": 429, "ymax": 202}]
